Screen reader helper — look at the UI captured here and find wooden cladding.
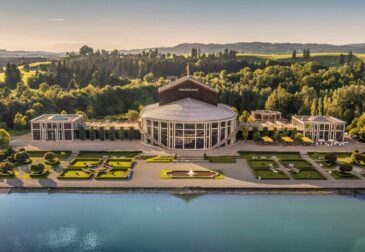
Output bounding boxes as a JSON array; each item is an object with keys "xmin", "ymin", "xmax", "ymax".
[{"xmin": 159, "ymin": 79, "xmax": 218, "ymax": 106}]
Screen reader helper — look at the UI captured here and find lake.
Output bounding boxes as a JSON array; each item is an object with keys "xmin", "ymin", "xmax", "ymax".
[{"xmin": 0, "ymin": 193, "xmax": 364, "ymax": 252}]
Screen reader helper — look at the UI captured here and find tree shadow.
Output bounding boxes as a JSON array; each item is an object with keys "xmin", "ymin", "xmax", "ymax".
[
  {"xmin": 39, "ymin": 178, "xmax": 57, "ymax": 187},
  {"xmin": 7, "ymin": 178, "xmax": 24, "ymax": 187}
]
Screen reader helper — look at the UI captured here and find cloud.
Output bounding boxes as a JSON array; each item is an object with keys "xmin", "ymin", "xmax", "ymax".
[{"xmin": 48, "ymin": 18, "xmax": 65, "ymax": 22}]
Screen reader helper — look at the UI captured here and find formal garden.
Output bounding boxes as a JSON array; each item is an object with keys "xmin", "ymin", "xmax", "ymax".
[{"xmin": 160, "ymin": 169, "xmax": 224, "ymax": 179}]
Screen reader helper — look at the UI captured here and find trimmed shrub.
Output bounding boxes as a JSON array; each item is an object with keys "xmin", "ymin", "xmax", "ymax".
[
  {"xmin": 0, "ymin": 152, "xmax": 6, "ymax": 162},
  {"xmin": 0, "ymin": 162, "xmax": 14, "ymax": 173},
  {"xmin": 253, "ymin": 131, "xmax": 261, "ymax": 142},
  {"xmin": 354, "ymin": 153, "xmax": 365, "ymax": 162},
  {"xmin": 14, "ymin": 151, "xmax": 29, "ymax": 162},
  {"xmin": 339, "ymin": 163, "xmax": 353, "ymax": 173},
  {"xmin": 324, "ymin": 153, "xmax": 337, "ymax": 163},
  {"xmin": 44, "ymin": 152, "xmax": 56, "ymax": 161},
  {"xmin": 30, "ymin": 163, "xmax": 45, "ymax": 174}
]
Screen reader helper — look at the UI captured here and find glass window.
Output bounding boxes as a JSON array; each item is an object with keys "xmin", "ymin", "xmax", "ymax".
[
  {"xmin": 184, "ymin": 130, "xmax": 195, "ymax": 137},
  {"xmin": 212, "ymin": 129, "xmax": 218, "ymax": 146},
  {"xmin": 185, "ymin": 124, "xmax": 195, "ymax": 130},
  {"xmin": 196, "ymin": 138, "xmax": 204, "ymax": 149},
  {"xmin": 197, "ymin": 124, "xmax": 204, "ymax": 129},
  {"xmin": 147, "ymin": 120, "xmax": 151, "ymax": 126},
  {"xmin": 220, "ymin": 128, "xmax": 225, "ymax": 141},
  {"xmin": 175, "ymin": 130, "xmax": 183, "ymax": 137},
  {"xmin": 153, "ymin": 121, "xmax": 159, "ymax": 127},
  {"xmin": 196, "ymin": 130, "xmax": 204, "ymax": 137},
  {"xmin": 175, "ymin": 138, "xmax": 183, "ymax": 149},
  {"xmin": 184, "ymin": 138, "xmax": 195, "ymax": 149},
  {"xmin": 212, "ymin": 123, "xmax": 218, "ymax": 128},
  {"xmin": 220, "ymin": 122, "xmax": 226, "ymax": 127},
  {"xmin": 176, "ymin": 123, "xmax": 183, "ymax": 129},
  {"xmin": 161, "ymin": 122, "xmax": 167, "ymax": 128},
  {"xmin": 153, "ymin": 128, "xmax": 158, "ymax": 140}
]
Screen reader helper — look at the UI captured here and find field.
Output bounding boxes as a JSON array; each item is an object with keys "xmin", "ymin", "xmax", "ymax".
[{"xmin": 0, "ymin": 61, "xmax": 50, "ymax": 84}]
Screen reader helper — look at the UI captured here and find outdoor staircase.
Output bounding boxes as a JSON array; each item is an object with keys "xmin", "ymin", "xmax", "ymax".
[{"xmin": 174, "ymin": 156, "xmax": 209, "ymax": 163}]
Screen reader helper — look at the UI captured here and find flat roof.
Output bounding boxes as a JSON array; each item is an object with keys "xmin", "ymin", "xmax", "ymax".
[
  {"xmin": 141, "ymin": 98, "xmax": 236, "ymax": 122},
  {"xmin": 30, "ymin": 114, "xmax": 82, "ymax": 123},
  {"xmin": 292, "ymin": 115, "xmax": 346, "ymax": 124}
]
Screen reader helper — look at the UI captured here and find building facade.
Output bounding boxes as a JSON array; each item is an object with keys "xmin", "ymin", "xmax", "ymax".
[
  {"xmin": 291, "ymin": 115, "xmax": 346, "ymax": 141},
  {"xmin": 30, "ymin": 114, "xmax": 83, "ymax": 141},
  {"xmin": 251, "ymin": 110, "xmax": 282, "ymax": 123},
  {"xmin": 139, "ymin": 76, "xmax": 238, "ymax": 149}
]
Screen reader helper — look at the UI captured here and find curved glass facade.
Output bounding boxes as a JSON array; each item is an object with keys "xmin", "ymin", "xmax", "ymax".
[{"xmin": 142, "ymin": 119, "xmax": 236, "ymax": 149}]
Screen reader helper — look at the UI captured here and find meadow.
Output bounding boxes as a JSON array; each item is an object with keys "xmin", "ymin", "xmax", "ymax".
[{"xmin": 0, "ymin": 61, "xmax": 50, "ymax": 84}]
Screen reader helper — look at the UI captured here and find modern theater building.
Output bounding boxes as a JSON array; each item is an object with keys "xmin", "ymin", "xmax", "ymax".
[{"xmin": 139, "ymin": 76, "xmax": 238, "ymax": 149}]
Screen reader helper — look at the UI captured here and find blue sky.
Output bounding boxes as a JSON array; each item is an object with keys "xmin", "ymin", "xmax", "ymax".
[{"xmin": 0, "ymin": 0, "xmax": 364, "ymax": 51}]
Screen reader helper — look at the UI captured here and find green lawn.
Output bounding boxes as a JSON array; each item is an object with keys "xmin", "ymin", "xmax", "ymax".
[
  {"xmin": 29, "ymin": 170, "xmax": 50, "ymax": 178},
  {"xmin": 238, "ymin": 151, "xmax": 302, "ymax": 160},
  {"xmin": 331, "ymin": 170, "xmax": 361, "ymax": 180},
  {"xmin": 57, "ymin": 169, "xmax": 93, "ymax": 179},
  {"xmin": 308, "ymin": 152, "xmax": 352, "ymax": 160},
  {"xmin": 248, "ymin": 160, "xmax": 278, "ymax": 169},
  {"xmin": 291, "ymin": 170, "xmax": 326, "ymax": 180},
  {"xmin": 27, "ymin": 151, "xmax": 72, "ymax": 159},
  {"xmin": 253, "ymin": 169, "xmax": 289, "ymax": 180},
  {"xmin": 280, "ymin": 160, "xmax": 314, "ymax": 170},
  {"xmin": 104, "ymin": 158, "xmax": 134, "ymax": 168},
  {"xmin": 78, "ymin": 151, "xmax": 141, "ymax": 158},
  {"xmin": 69, "ymin": 158, "xmax": 101, "ymax": 168},
  {"xmin": 95, "ymin": 169, "xmax": 131, "ymax": 179},
  {"xmin": 205, "ymin": 156, "xmax": 237, "ymax": 163}
]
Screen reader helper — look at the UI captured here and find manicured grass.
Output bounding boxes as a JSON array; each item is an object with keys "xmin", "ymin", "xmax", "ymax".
[
  {"xmin": 144, "ymin": 155, "xmax": 175, "ymax": 163},
  {"xmin": 238, "ymin": 151, "xmax": 302, "ymax": 160},
  {"xmin": 69, "ymin": 158, "xmax": 101, "ymax": 168},
  {"xmin": 248, "ymin": 160, "xmax": 278, "ymax": 169},
  {"xmin": 104, "ymin": 158, "xmax": 134, "ymax": 169},
  {"xmin": 253, "ymin": 169, "xmax": 289, "ymax": 180},
  {"xmin": 317, "ymin": 161, "xmax": 337, "ymax": 169},
  {"xmin": 160, "ymin": 169, "xmax": 224, "ymax": 179},
  {"xmin": 96, "ymin": 169, "xmax": 131, "ymax": 179},
  {"xmin": 308, "ymin": 152, "xmax": 351, "ymax": 160},
  {"xmin": 331, "ymin": 170, "xmax": 361, "ymax": 180},
  {"xmin": 57, "ymin": 169, "xmax": 93, "ymax": 179},
  {"xmin": 205, "ymin": 156, "xmax": 236, "ymax": 163},
  {"xmin": 290, "ymin": 170, "xmax": 326, "ymax": 180},
  {"xmin": 78, "ymin": 151, "xmax": 141, "ymax": 158},
  {"xmin": 0, "ymin": 171, "xmax": 15, "ymax": 178},
  {"xmin": 27, "ymin": 151, "xmax": 72, "ymax": 159},
  {"xmin": 280, "ymin": 160, "xmax": 314, "ymax": 170}
]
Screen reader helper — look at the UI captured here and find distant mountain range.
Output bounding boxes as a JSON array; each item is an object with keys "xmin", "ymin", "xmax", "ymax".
[
  {"xmin": 119, "ymin": 42, "xmax": 365, "ymax": 55},
  {"xmin": 2, "ymin": 42, "xmax": 365, "ymax": 58},
  {"xmin": 0, "ymin": 49, "xmax": 63, "ymax": 58}
]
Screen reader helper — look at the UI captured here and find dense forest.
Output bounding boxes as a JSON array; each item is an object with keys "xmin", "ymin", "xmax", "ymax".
[{"xmin": 0, "ymin": 46, "xmax": 365, "ymax": 140}]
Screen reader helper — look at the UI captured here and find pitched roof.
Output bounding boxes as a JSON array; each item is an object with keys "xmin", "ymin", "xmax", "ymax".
[{"xmin": 158, "ymin": 76, "xmax": 218, "ymax": 93}]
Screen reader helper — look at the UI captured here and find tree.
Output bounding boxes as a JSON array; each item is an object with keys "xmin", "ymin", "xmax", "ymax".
[
  {"xmin": 253, "ymin": 131, "xmax": 261, "ymax": 142},
  {"xmin": 78, "ymin": 125, "xmax": 86, "ymax": 140},
  {"xmin": 294, "ymin": 133, "xmax": 303, "ymax": 142},
  {"xmin": 339, "ymin": 54, "xmax": 345, "ymax": 65},
  {"xmin": 89, "ymin": 128, "xmax": 96, "ymax": 141},
  {"xmin": 272, "ymin": 130, "xmax": 281, "ymax": 142},
  {"xmin": 290, "ymin": 128, "xmax": 297, "ymax": 139},
  {"xmin": 13, "ymin": 113, "xmax": 27, "ymax": 130},
  {"xmin": 262, "ymin": 127, "xmax": 269, "ymax": 136},
  {"xmin": 99, "ymin": 127, "xmax": 105, "ymax": 141},
  {"xmin": 44, "ymin": 152, "xmax": 56, "ymax": 161},
  {"xmin": 76, "ymin": 111, "xmax": 89, "ymax": 122},
  {"xmin": 5, "ymin": 64, "xmax": 21, "ymax": 89},
  {"xmin": 239, "ymin": 111, "xmax": 250, "ymax": 122},
  {"xmin": 292, "ymin": 50, "xmax": 297, "ymax": 59},
  {"xmin": 317, "ymin": 97, "xmax": 323, "ymax": 115},
  {"xmin": 109, "ymin": 127, "xmax": 116, "ymax": 141},
  {"xmin": 310, "ymin": 98, "xmax": 317, "ymax": 116},
  {"xmin": 127, "ymin": 126, "xmax": 135, "ymax": 140},
  {"xmin": 0, "ymin": 129, "xmax": 10, "ymax": 148},
  {"xmin": 242, "ymin": 127, "xmax": 249, "ymax": 141},
  {"xmin": 126, "ymin": 110, "xmax": 140, "ymax": 122},
  {"xmin": 347, "ymin": 51, "xmax": 353, "ymax": 63},
  {"xmin": 119, "ymin": 128, "xmax": 125, "ymax": 140},
  {"xmin": 143, "ymin": 72, "xmax": 154, "ymax": 82},
  {"xmin": 79, "ymin": 45, "xmax": 94, "ymax": 56}
]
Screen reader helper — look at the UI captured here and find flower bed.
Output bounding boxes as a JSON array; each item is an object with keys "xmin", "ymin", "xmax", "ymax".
[
  {"xmin": 160, "ymin": 169, "xmax": 223, "ymax": 179},
  {"xmin": 57, "ymin": 169, "xmax": 93, "ymax": 179},
  {"xmin": 104, "ymin": 158, "xmax": 134, "ymax": 169},
  {"xmin": 68, "ymin": 158, "xmax": 101, "ymax": 168},
  {"xmin": 95, "ymin": 169, "xmax": 131, "ymax": 179},
  {"xmin": 238, "ymin": 151, "xmax": 302, "ymax": 160},
  {"xmin": 78, "ymin": 151, "xmax": 141, "ymax": 158},
  {"xmin": 280, "ymin": 159, "xmax": 314, "ymax": 170}
]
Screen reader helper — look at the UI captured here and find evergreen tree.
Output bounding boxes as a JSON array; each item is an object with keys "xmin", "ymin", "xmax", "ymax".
[
  {"xmin": 89, "ymin": 128, "xmax": 96, "ymax": 141},
  {"xmin": 5, "ymin": 64, "xmax": 21, "ymax": 89},
  {"xmin": 242, "ymin": 126, "xmax": 249, "ymax": 141},
  {"xmin": 347, "ymin": 51, "xmax": 353, "ymax": 63},
  {"xmin": 339, "ymin": 54, "xmax": 345, "ymax": 65},
  {"xmin": 109, "ymin": 127, "xmax": 116, "ymax": 141},
  {"xmin": 317, "ymin": 97, "xmax": 323, "ymax": 115},
  {"xmin": 78, "ymin": 125, "xmax": 85, "ymax": 140},
  {"xmin": 99, "ymin": 127, "xmax": 105, "ymax": 141},
  {"xmin": 310, "ymin": 98, "xmax": 317, "ymax": 116},
  {"xmin": 119, "ymin": 128, "xmax": 125, "ymax": 140},
  {"xmin": 292, "ymin": 50, "xmax": 297, "ymax": 59}
]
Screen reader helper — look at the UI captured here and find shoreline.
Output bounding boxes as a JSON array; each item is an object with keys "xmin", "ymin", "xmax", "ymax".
[{"xmin": 3, "ymin": 186, "xmax": 365, "ymax": 195}]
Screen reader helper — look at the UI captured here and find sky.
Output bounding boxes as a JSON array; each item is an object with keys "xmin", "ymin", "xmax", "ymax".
[{"xmin": 0, "ymin": 0, "xmax": 364, "ymax": 52}]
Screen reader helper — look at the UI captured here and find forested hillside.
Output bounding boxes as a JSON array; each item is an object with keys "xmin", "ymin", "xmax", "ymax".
[{"xmin": 0, "ymin": 46, "xmax": 365, "ymax": 138}]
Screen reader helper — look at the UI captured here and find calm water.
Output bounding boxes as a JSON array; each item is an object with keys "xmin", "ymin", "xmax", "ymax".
[{"xmin": 0, "ymin": 193, "xmax": 364, "ymax": 252}]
